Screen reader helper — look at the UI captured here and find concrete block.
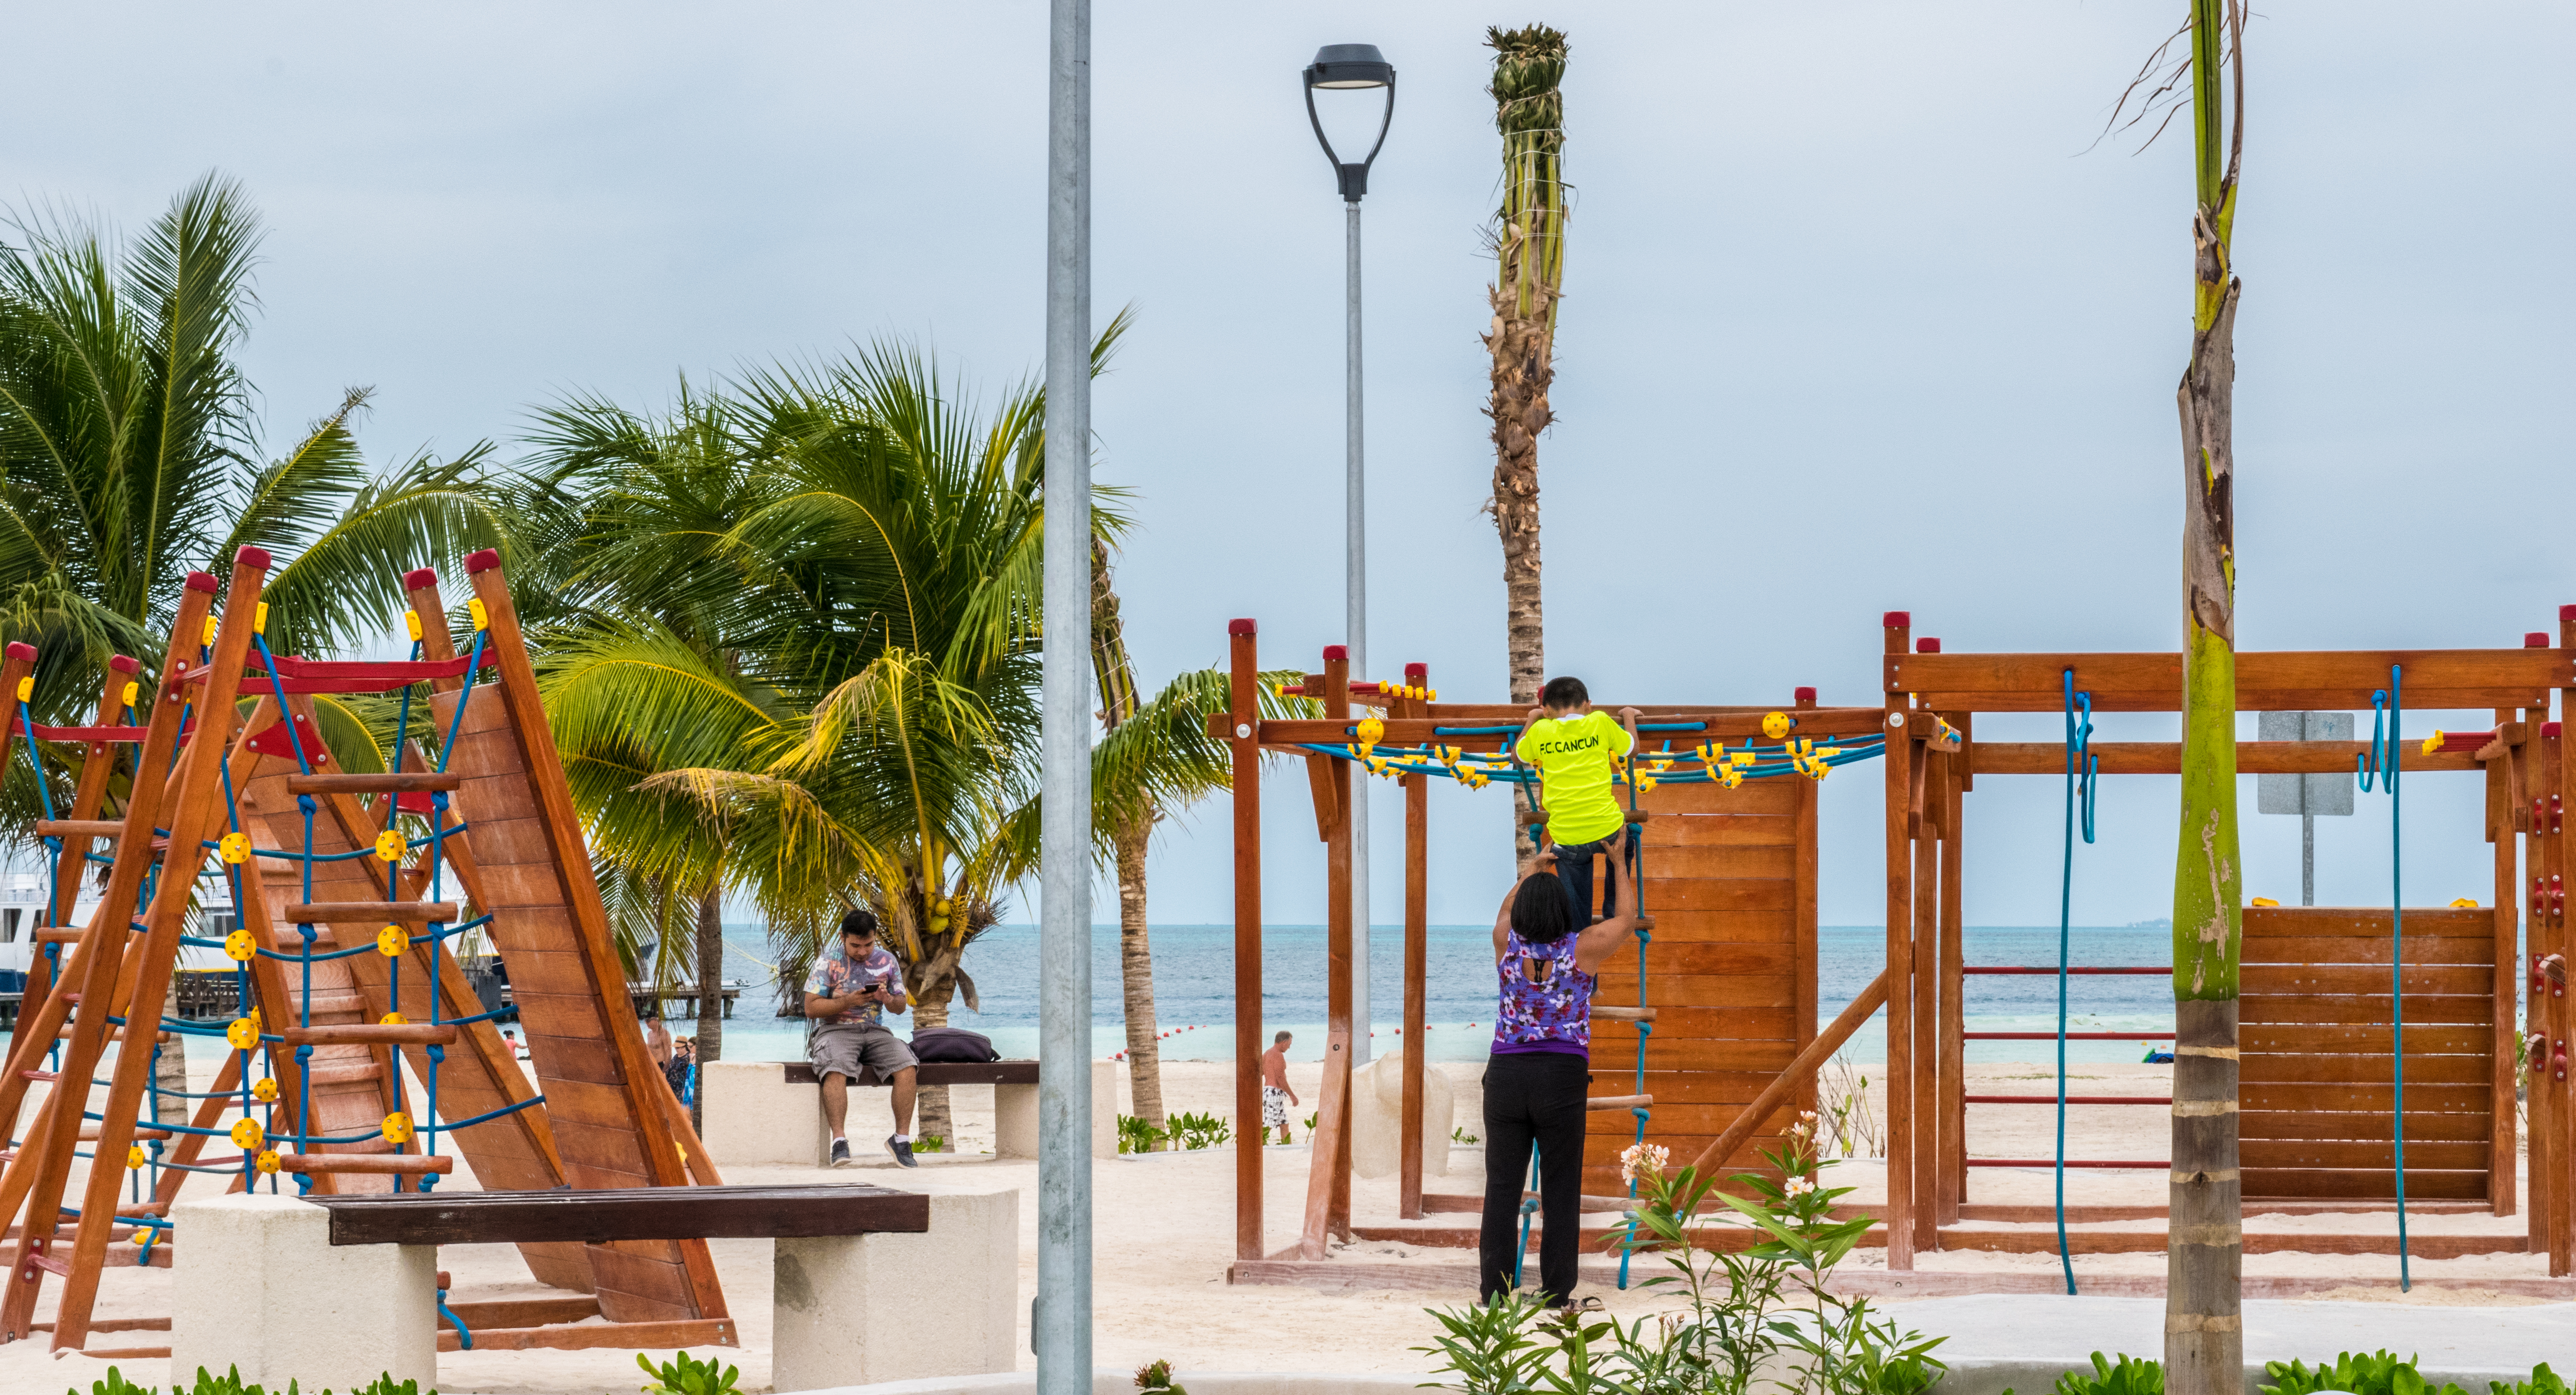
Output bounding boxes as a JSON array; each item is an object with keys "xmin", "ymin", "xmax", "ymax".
[
  {"xmin": 773, "ymin": 1188, "xmax": 1018, "ymax": 1388},
  {"xmin": 1093, "ymin": 1059, "xmax": 1117, "ymax": 1160},
  {"xmin": 994, "ymin": 1081, "xmax": 1039, "ymax": 1159},
  {"xmin": 170, "ymin": 1192, "xmax": 434, "ymax": 1392},
  {"xmin": 704, "ymin": 1059, "xmax": 830, "ymax": 1166}
]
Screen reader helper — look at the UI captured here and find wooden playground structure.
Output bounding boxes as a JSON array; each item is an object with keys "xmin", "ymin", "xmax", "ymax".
[
  {"xmin": 1220, "ymin": 605, "xmax": 2576, "ymax": 1290},
  {"xmin": 0, "ymin": 547, "xmax": 728, "ymax": 1359}
]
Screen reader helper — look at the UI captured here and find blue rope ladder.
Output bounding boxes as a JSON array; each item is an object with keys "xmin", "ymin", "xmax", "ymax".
[{"xmin": 2357, "ymin": 664, "xmax": 2412, "ymax": 1290}]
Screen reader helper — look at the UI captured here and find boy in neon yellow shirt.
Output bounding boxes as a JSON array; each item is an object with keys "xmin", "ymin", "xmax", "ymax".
[{"xmin": 1514, "ymin": 676, "xmax": 1642, "ymax": 924}]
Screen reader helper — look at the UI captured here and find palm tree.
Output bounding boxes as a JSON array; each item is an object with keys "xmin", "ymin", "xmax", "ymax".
[
  {"xmin": 2104, "ymin": 10, "xmax": 2246, "ymax": 1390},
  {"xmin": 0, "ymin": 173, "xmax": 503, "ymax": 835},
  {"xmin": 1482, "ymin": 24, "xmax": 1569, "ymax": 863}
]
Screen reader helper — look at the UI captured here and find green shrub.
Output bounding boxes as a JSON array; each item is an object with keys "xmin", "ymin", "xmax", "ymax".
[
  {"xmin": 637, "ymin": 1350, "xmax": 741, "ymax": 1395},
  {"xmin": 2047, "ymin": 1352, "xmax": 2164, "ymax": 1395},
  {"xmin": 2491, "ymin": 1363, "xmax": 2569, "ymax": 1395},
  {"xmin": 1166, "ymin": 1111, "xmax": 1232, "ymax": 1150},
  {"xmin": 1117, "ymin": 1113, "xmax": 1164, "ymax": 1153},
  {"xmin": 1451, "ymin": 1127, "xmax": 1479, "ymax": 1144},
  {"xmin": 2261, "ymin": 1350, "xmax": 2470, "ymax": 1395},
  {"xmin": 1133, "ymin": 1359, "xmax": 1189, "ymax": 1395},
  {"xmin": 75, "ymin": 1368, "xmax": 434, "ymax": 1395}
]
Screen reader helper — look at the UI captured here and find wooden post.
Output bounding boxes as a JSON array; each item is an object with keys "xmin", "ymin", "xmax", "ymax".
[
  {"xmin": 1793, "ymin": 686, "xmax": 1821, "ymax": 1124},
  {"xmin": 1881, "ymin": 610, "xmax": 1916, "ymax": 1269},
  {"xmin": 2491, "ymin": 695, "xmax": 2522, "ymax": 1218},
  {"xmin": 2531, "ymin": 714, "xmax": 2557, "ymax": 1257},
  {"xmin": 1911, "ymin": 730, "xmax": 1944, "ymax": 1255},
  {"xmin": 1399, "ymin": 662, "xmax": 1429, "ymax": 1220},
  {"xmin": 1228, "ymin": 619, "xmax": 1263, "ymax": 1261},
  {"xmin": 1321, "ymin": 644, "xmax": 1355, "ymax": 1242},
  {"xmin": 1941, "ymin": 712, "xmax": 1969, "ymax": 1225},
  {"xmin": 2553, "ymin": 601, "xmax": 2576, "ymax": 1275}
]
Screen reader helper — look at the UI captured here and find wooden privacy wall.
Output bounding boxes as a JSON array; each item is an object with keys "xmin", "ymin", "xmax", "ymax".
[
  {"xmin": 1585, "ymin": 776, "xmax": 1819, "ymax": 1197},
  {"xmin": 2240, "ymin": 905, "xmax": 2498, "ymax": 1201}
]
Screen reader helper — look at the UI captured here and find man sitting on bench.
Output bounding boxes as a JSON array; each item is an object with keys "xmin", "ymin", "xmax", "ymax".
[{"xmin": 803, "ymin": 908, "xmax": 922, "ymax": 1168}]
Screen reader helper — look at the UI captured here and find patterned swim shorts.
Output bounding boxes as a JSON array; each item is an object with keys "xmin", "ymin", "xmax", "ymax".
[{"xmin": 1262, "ymin": 1085, "xmax": 1288, "ymax": 1129}]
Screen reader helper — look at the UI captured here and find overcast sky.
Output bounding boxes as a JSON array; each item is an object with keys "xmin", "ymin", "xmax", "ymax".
[{"xmin": 13, "ymin": 3, "xmax": 2573, "ymax": 931}]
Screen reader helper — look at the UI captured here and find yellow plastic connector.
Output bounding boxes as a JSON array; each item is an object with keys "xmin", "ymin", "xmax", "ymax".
[
  {"xmin": 380, "ymin": 1011, "xmax": 408, "ymax": 1026},
  {"xmin": 126, "ymin": 1144, "xmax": 147, "ymax": 1170},
  {"xmin": 1636, "ymin": 775, "xmax": 1659, "ymax": 794},
  {"xmin": 1762, "ymin": 711, "xmax": 1794, "ymax": 739},
  {"xmin": 468, "ymin": 598, "xmax": 490, "ymax": 632},
  {"xmin": 2452, "ymin": 897, "xmax": 2481, "ymax": 908},
  {"xmin": 220, "ymin": 831, "xmax": 252, "ymax": 864},
  {"xmin": 230, "ymin": 1118, "xmax": 265, "ymax": 1150},
  {"xmin": 376, "ymin": 925, "xmax": 406, "ymax": 957},
  {"xmin": 1717, "ymin": 764, "xmax": 1745, "ymax": 788},
  {"xmin": 223, "ymin": 928, "xmax": 256, "ymax": 963},
  {"xmin": 202, "ymin": 617, "xmax": 218, "ymax": 647},
  {"xmin": 405, "ymin": 609, "xmax": 424, "ymax": 641},
  {"xmin": 121, "ymin": 680, "xmax": 138, "ymax": 708},
  {"xmin": 374, "ymin": 830, "xmax": 404, "ymax": 862},
  {"xmin": 1731, "ymin": 750, "xmax": 1757, "ymax": 768},
  {"xmin": 254, "ymin": 601, "xmax": 268, "ymax": 635},
  {"xmin": 2250, "ymin": 896, "xmax": 2280, "ymax": 907},
  {"xmin": 255, "ymin": 1149, "xmax": 282, "ymax": 1175},
  {"xmin": 2421, "ymin": 732, "xmax": 2443, "ymax": 756},
  {"xmin": 382, "ymin": 1111, "xmax": 415, "ymax": 1144},
  {"xmin": 225, "ymin": 1016, "xmax": 261, "ymax": 1050},
  {"xmin": 252, "ymin": 1076, "xmax": 279, "ymax": 1103}
]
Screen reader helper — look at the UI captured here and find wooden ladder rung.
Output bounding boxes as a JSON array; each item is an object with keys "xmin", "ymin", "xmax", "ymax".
[
  {"xmin": 75, "ymin": 1125, "xmax": 171, "ymax": 1142},
  {"xmin": 34, "ymin": 820, "xmax": 124, "ymax": 838},
  {"xmin": 282, "ymin": 1024, "xmax": 460, "ymax": 1046},
  {"xmin": 284, "ymin": 902, "xmax": 461, "ymax": 924},
  {"xmin": 278, "ymin": 1153, "xmax": 454, "ymax": 1175},
  {"xmin": 31, "ymin": 927, "xmax": 84, "ymax": 943},
  {"xmin": 1591, "ymin": 1006, "xmax": 1657, "ymax": 1021},
  {"xmin": 21, "ymin": 1069, "xmax": 55, "ymax": 1081},
  {"xmin": 1586, "ymin": 1094, "xmax": 1653, "ymax": 1111},
  {"xmin": 285, "ymin": 773, "xmax": 462, "ymax": 794}
]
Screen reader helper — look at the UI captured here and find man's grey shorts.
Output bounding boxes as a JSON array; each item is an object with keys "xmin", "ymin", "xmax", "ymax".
[{"xmin": 810, "ymin": 1023, "xmax": 919, "ymax": 1086}]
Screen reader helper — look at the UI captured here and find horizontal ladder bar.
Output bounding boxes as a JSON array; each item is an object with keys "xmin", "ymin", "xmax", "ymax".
[
  {"xmin": 277, "ymin": 1153, "xmax": 454, "ymax": 1175},
  {"xmin": 1965, "ymin": 1032, "xmax": 2174, "ymax": 1041},
  {"xmin": 285, "ymin": 902, "xmax": 460, "ymax": 923},
  {"xmin": 282, "ymin": 1024, "xmax": 460, "ymax": 1046},
  {"xmin": 1964, "ymin": 1095, "xmax": 2172, "ymax": 1105},
  {"xmin": 1969, "ymin": 1158, "xmax": 2171, "ymax": 1169},
  {"xmin": 285, "ymin": 773, "xmax": 462, "ymax": 794},
  {"xmin": 1963, "ymin": 966, "xmax": 2170, "ymax": 975}
]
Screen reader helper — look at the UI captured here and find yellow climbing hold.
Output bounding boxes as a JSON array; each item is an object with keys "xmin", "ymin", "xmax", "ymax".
[
  {"xmin": 252, "ymin": 1077, "xmax": 279, "ymax": 1103},
  {"xmin": 121, "ymin": 681, "xmax": 137, "ymax": 708},
  {"xmin": 220, "ymin": 831, "xmax": 252, "ymax": 864},
  {"xmin": 374, "ymin": 830, "xmax": 403, "ymax": 862},
  {"xmin": 230, "ymin": 1118, "xmax": 265, "ymax": 1150},
  {"xmin": 382, "ymin": 1111, "xmax": 415, "ymax": 1144},
  {"xmin": 1762, "ymin": 712, "xmax": 1793, "ymax": 739},
  {"xmin": 380, "ymin": 1011, "xmax": 408, "ymax": 1026},
  {"xmin": 225, "ymin": 1016, "xmax": 261, "ymax": 1050},
  {"xmin": 468, "ymin": 598, "xmax": 490, "ymax": 631},
  {"xmin": 223, "ymin": 928, "xmax": 256, "ymax": 962},
  {"xmin": 255, "ymin": 601, "xmax": 269, "ymax": 635},
  {"xmin": 405, "ymin": 609, "xmax": 423, "ymax": 641},
  {"xmin": 2452, "ymin": 897, "xmax": 2481, "ymax": 908},
  {"xmin": 203, "ymin": 617, "xmax": 218, "ymax": 646},
  {"xmin": 2250, "ymin": 896, "xmax": 2280, "ymax": 908},
  {"xmin": 255, "ymin": 1149, "xmax": 281, "ymax": 1174},
  {"xmin": 1355, "ymin": 716, "xmax": 1384, "ymax": 746},
  {"xmin": 12, "ymin": 677, "xmax": 27, "ymax": 703},
  {"xmin": 126, "ymin": 1144, "xmax": 146, "ymax": 1170},
  {"xmin": 377, "ymin": 925, "xmax": 406, "ymax": 957},
  {"xmin": 2421, "ymin": 732, "xmax": 2444, "ymax": 756}
]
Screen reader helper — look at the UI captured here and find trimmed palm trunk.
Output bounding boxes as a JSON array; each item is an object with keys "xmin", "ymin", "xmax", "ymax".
[
  {"xmin": 1092, "ymin": 540, "xmax": 1166, "ymax": 1127},
  {"xmin": 2168, "ymin": 3, "xmax": 2244, "ymax": 1390},
  {"xmin": 1483, "ymin": 24, "xmax": 1568, "ymax": 868},
  {"xmin": 693, "ymin": 885, "xmax": 725, "ymax": 1065}
]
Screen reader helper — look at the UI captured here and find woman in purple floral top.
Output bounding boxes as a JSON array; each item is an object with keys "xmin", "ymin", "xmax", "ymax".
[{"xmin": 1479, "ymin": 842, "xmax": 1641, "ymax": 1308}]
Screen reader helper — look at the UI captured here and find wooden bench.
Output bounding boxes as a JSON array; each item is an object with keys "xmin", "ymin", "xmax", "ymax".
[
  {"xmin": 784, "ymin": 1060, "xmax": 1039, "ymax": 1088},
  {"xmin": 705, "ymin": 1058, "xmax": 1115, "ymax": 1163}
]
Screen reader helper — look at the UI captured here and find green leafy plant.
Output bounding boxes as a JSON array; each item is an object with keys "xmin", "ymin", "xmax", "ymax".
[
  {"xmin": 2049, "ymin": 1352, "xmax": 2164, "ymax": 1395},
  {"xmin": 1166, "ymin": 1111, "xmax": 1232, "ymax": 1150},
  {"xmin": 1303, "ymin": 1111, "xmax": 1318, "ymax": 1131},
  {"xmin": 1414, "ymin": 1292, "xmax": 1610, "ymax": 1395},
  {"xmin": 637, "ymin": 1349, "xmax": 741, "ymax": 1395},
  {"xmin": 2492, "ymin": 1364, "xmax": 2570, "ymax": 1395},
  {"xmin": 2260, "ymin": 1351, "xmax": 2468, "ymax": 1395},
  {"xmin": 81, "ymin": 1369, "xmax": 162, "ymax": 1395},
  {"xmin": 1117, "ymin": 1112, "xmax": 1166, "ymax": 1154},
  {"xmin": 1134, "ymin": 1359, "xmax": 1189, "ymax": 1395},
  {"xmin": 77, "ymin": 1369, "xmax": 438, "ymax": 1395},
  {"xmin": 1452, "ymin": 1127, "xmax": 1480, "ymax": 1145},
  {"xmin": 912, "ymin": 1134, "xmax": 947, "ymax": 1153}
]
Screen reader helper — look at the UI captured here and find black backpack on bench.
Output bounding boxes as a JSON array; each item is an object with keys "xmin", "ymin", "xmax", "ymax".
[{"xmin": 908, "ymin": 1026, "xmax": 1002, "ymax": 1063}]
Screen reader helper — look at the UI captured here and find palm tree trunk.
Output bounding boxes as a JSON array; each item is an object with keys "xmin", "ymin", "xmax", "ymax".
[
  {"xmin": 693, "ymin": 885, "xmax": 725, "ymax": 1064},
  {"xmin": 2168, "ymin": 5, "xmax": 2244, "ymax": 1390},
  {"xmin": 1114, "ymin": 813, "xmax": 1165, "ymax": 1127},
  {"xmin": 1484, "ymin": 25, "xmax": 1568, "ymax": 873},
  {"xmin": 910, "ymin": 940, "xmax": 961, "ymax": 1144}
]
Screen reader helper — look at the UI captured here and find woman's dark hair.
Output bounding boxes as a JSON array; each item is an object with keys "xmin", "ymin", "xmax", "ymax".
[
  {"xmin": 839, "ymin": 907, "xmax": 879, "ymax": 940},
  {"xmin": 1510, "ymin": 873, "xmax": 1577, "ymax": 943}
]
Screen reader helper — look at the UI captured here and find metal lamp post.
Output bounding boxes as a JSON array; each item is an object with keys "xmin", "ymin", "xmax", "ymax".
[{"xmin": 1303, "ymin": 42, "xmax": 1394, "ymax": 1062}]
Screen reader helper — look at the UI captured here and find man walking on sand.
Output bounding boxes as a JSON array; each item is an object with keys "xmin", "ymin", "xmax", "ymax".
[
  {"xmin": 1260, "ymin": 1031, "xmax": 1298, "ymax": 1145},
  {"xmin": 803, "ymin": 908, "xmax": 922, "ymax": 1168}
]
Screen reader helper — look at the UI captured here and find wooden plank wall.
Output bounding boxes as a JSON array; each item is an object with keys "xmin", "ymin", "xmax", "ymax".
[
  {"xmin": 1585, "ymin": 774, "xmax": 1819, "ymax": 1196},
  {"xmin": 2240, "ymin": 905, "xmax": 2497, "ymax": 1201}
]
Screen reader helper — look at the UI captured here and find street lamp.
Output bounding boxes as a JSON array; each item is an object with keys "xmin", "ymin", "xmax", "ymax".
[{"xmin": 1303, "ymin": 43, "xmax": 1393, "ymax": 1063}]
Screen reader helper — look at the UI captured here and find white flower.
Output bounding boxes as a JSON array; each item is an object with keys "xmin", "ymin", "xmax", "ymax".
[
  {"xmin": 1783, "ymin": 1175, "xmax": 1816, "ymax": 1198},
  {"xmin": 1619, "ymin": 1142, "xmax": 1671, "ymax": 1185}
]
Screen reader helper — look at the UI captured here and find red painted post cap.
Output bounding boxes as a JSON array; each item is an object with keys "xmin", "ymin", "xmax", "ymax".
[
  {"xmin": 4, "ymin": 642, "xmax": 33, "ymax": 662},
  {"xmin": 1883, "ymin": 611, "xmax": 1910, "ymax": 628},
  {"xmin": 1404, "ymin": 663, "xmax": 1427, "ymax": 681},
  {"xmin": 1916, "ymin": 638, "xmax": 1941, "ymax": 653},
  {"xmin": 185, "ymin": 571, "xmax": 220, "ymax": 594},
  {"xmin": 1228, "ymin": 618, "xmax": 1257, "ymax": 636},
  {"xmin": 1322, "ymin": 645, "xmax": 1348, "ymax": 662},
  {"xmin": 1793, "ymin": 686, "xmax": 1817, "ymax": 704},
  {"xmin": 2546, "ymin": 722, "xmax": 2564, "ymax": 739},
  {"xmin": 464, "ymin": 548, "xmax": 502, "ymax": 574},
  {"xmin": 2563, "ymin": 605, "xmax": 2576, "ymax": 623},
  {"xmin": 2529, "ymin": 633, "xmax": 2551, "ymax": 649},
  {"xmin": 403, "ymin": 568, "xmax": 439, "ymax": 590},
  {"xmin": 110, "ymin": 655, "xmax": 137, "ymax": 674},
  {"xmin": 235, "ymin": 546, "xmax": 272, "ymax": 571}
]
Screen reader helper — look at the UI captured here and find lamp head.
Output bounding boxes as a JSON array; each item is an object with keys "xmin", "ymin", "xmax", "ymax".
[{"xmin": 1302, "ymin": 43, "xmax": 1396, "ymax": 202}]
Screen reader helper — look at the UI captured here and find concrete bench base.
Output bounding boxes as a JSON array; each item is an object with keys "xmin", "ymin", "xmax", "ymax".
[
  {"xmin": 172, "ymin": 1192, "xmax": 436, "ymax": 1392},
  {"xmin": 706, "ymin": 1059, "xmax": 1117, "ymax": 1166},
  {"xmin": 774, "ymin": 1189, "xmax": 1018, "ymax": 1388}
]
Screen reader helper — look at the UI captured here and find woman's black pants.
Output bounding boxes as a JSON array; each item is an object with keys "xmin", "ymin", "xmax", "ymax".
[{"xmin": 1478, "ymin": 1050, "xmax": 1590, "ymax": 1304}]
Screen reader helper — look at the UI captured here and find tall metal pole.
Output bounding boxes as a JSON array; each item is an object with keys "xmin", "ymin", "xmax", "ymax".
[
  {"xmin": 2302, "ymin": 813, "xmax": 2315, "ymax": 907},
  {"xmin": 1038, "ymin": 0, "xmax": 1092, "ymax": 1387},
  {"xmin": 1345, "ymin": 199, "xmax": 1372, "ymax": 1065}
]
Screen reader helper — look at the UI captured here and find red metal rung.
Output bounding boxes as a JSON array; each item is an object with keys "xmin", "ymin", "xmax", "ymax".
[
  {"xmin": 19, "ymin": 1070, "xmax": 56, "ymax": 1081},
  {"xmin": 27, "ymin": 725, "xmax": 148, "ymax": 744}
]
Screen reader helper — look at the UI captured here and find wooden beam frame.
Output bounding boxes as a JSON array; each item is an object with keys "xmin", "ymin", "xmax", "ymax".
[
  {"xmin": 1890, "ymin": 648, "xmax": 2573, "ymax": 714},
  {"xmin": 1229, "ymin": 619, "xmax": 1264, "ymax": 1262}
]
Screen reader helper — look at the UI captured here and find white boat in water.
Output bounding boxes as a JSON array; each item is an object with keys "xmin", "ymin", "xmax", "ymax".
[{"xmin": 0, "ymin": 870, "xmax": 242, "ymax": 996}]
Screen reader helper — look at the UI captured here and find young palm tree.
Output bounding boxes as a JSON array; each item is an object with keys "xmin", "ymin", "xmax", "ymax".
[
  {"xmin": 2105, "ymin": 9, "xmax": 2246, "ymax": 1388},
  {"xmin": 0, "ymin": 174, "xmax": 502, "ymax": 831},
  {"xmin": 1482, "ymin": 24, "xmax": 1568, "ymax": 861}
]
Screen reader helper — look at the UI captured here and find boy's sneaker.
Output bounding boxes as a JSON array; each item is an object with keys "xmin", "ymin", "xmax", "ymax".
[
  {"xmin": 885, "ymin": 1135, "xmax": 917, "ymax": 1168},
  {"xmin": 828, "ymin": 1138, "xmax": 852, "ymax": 1168}
]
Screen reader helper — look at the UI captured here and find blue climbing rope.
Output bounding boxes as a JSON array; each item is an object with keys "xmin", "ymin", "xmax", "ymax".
[
  {"xmin": 2053, "ymin": 670, "xmax": 2098, "ymax": 1296},
  {"xmin": 2358, "ymin": 667, "xmax": 2411, "ymax": 1290}
]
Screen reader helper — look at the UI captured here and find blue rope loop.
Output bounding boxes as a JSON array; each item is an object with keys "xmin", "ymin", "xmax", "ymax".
[
  {"xmin": 2050, "ymin": 670, "xmax": 2095, "ymax": 1297},
  {"xmin": 2356, "ymin": 668, "xmax": 2412, "ymax": 1290}
]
